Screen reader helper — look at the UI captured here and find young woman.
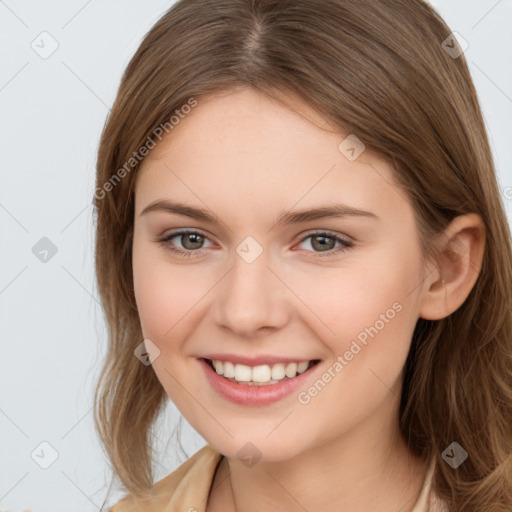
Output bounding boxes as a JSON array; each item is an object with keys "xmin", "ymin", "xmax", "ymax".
[{"xmin": 93, "ymin": 1, "xmax": 512, "ymax": 510}]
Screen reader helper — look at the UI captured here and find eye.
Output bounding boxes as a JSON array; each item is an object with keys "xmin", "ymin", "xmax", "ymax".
[
  {"xmin": 156, "ymin": 229, "xmax": 354, "ymax": 259},
  {"xmin": 295, "ymin": 231, "xmax": 353, "ymax": 257},
  {"xmin": 156, "ymin": 229, "xmax": 214, "ymax": 258}
]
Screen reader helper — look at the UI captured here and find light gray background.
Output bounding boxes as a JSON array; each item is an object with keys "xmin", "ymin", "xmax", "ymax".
[{"xmin": 1, "ymin": 1, "xmax": 511, "ymax": 511}]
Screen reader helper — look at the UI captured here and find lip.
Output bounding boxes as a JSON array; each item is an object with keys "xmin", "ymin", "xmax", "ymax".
[
  {"xmin": 198, "ymin": 357, "xmax": 322, "ymax": 406},
  {"xmin": 200, "ymin": 353, "xmax": 315, "ymax": 366}
]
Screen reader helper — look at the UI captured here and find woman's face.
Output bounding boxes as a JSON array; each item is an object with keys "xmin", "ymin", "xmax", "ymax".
[{"xmin": 132, "ymin": 87, "xmax": 428, "ymax": 461}]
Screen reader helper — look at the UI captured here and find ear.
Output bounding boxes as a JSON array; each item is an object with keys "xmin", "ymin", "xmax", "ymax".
[{"xmin": 419, "ymin": 213, "xmax": 485, "ymax": 321}]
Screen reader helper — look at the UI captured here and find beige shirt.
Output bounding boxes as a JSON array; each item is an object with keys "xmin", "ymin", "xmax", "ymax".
[{"xmin": 110, "ymin": 444, "xmax": 449, "ymax": 512}]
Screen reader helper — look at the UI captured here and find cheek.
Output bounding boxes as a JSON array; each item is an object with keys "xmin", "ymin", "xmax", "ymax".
[
  {"xmin": 132, "ymin": 245, "xmax": 206, "ymax": 409},
  {"xmin": 132, "ymin": 243, "xmax": 169, "ymax": 339},
  {"xmin": 282, "ymin": 255, "xmax": 420, "ymax": 354},
  {"xmin": 285, "ymin": 255, "xmax": 424, "ymax": 423},
  {"xmin": 291, "ymin": 267, "xmax": 419, "ymax": 439},
  {"xmin": 132, "ymin": 242, "xmax": 210, "ymax": 342}
]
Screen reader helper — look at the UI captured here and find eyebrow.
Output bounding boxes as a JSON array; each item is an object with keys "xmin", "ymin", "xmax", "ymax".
[{"xmin": 140, "ymin": 200, "xmax": 379, "ymax": 224}]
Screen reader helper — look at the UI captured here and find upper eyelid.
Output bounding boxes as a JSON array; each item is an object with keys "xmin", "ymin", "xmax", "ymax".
[
  {"xmin": 298, "ymin": 229, "xmax": 351, "ymax": 241},
  {"xmin": 161, "ymin": 228, "xmax": 214, "ymax": 243}
]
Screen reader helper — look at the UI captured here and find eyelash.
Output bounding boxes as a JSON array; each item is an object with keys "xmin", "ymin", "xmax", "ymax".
[{"xmin": 156, "ymin": 229, "xmax": 354, "ymax": 259}]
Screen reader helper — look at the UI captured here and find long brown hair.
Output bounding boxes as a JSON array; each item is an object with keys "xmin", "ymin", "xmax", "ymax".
[{"xmin": 93, "ymin": 1, "xmax": 512, "ymax": 509}]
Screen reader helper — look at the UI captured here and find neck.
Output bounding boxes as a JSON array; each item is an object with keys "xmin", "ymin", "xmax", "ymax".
[{"xmin": 210, "ymin": 394, "xmax": 429, "ymax": 512}]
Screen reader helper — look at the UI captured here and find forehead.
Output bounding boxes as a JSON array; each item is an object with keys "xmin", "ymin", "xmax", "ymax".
[{"xmin": 134, "ymin": 87, "xmax": 409, "ymax": 224}]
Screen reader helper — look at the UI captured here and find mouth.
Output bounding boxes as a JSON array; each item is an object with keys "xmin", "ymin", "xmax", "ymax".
[{"xmin": 202, "ymin": 357, "xmax": 321, "ymax": 386}]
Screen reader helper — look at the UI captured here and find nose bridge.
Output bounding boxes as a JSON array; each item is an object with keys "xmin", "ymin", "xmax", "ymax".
[{"xmin": 214, "ymin": 243, "xmax": 288, "ymax": 335}]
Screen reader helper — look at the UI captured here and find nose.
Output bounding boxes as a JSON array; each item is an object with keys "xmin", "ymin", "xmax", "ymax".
[{"xmin": 213, "ymin": 247, "xmax": 290, "ymax": 338}]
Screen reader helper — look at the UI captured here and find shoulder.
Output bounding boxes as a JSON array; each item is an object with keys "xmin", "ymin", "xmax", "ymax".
[
  {"xmin": 429, "ymin": 492, "xmax": 450, "ymax": 512},
  {"xmin": 411, "ymin": 457, "xmax": 450, "ymax": 512},
  {"xmin": 110, "ymin": 444, "xmax": 223, "ymax": 512}
]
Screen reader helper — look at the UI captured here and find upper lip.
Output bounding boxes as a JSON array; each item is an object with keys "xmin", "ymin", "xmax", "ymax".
[{"xmin": 200, "ymin": 354, "xmax": 320, "ymax": 366}]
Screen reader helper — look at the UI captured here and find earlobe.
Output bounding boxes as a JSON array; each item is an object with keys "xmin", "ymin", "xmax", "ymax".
[{"xmin": 419, "ymin": 213, "xmax": 485, "ymax": 321}]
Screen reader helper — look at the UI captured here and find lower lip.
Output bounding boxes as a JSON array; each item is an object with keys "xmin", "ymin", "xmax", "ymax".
[{"xmin": 198, "ymin": 358, "xmax": 321, "ymax": 406}]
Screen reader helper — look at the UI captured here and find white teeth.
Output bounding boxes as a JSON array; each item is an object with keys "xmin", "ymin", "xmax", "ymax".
[
  {"xmin": 234, "ymin": 363, "xmax": 252, "ymax": 382},
  {"xmin": 252, "ymin": 365, "xmax": 271, "ymax": 383},
  {"xmin": 210, "ymin": 359, "xmax": 315, "ymax": 384},
  {"xmin": 213, "ymin": 360, "xmax": 223, "ymax": 375},
  {"xmin": 297, "ymin": 361, "xmax": 309, "ymax": 374},
  {"xmin": 284, "ymin": 362, "xmax": 298, "ymax": 378},
  {"xmin": 271, "ymin": 363, "xmax": 285, "ymax": 380},
  {"xmin": 223, "ymin": 361, "xmax": 235, "ymax": 378}
]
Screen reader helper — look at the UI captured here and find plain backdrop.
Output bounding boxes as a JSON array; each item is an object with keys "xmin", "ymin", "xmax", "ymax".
[{"xmin": 0, "ymin": 1, "xmax": 511, "ymax": 510}]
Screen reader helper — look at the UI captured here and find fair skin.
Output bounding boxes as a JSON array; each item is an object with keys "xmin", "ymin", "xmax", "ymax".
[{"xmin": 131, "ymin": 87, "xmax": 485, "ymax": 511}]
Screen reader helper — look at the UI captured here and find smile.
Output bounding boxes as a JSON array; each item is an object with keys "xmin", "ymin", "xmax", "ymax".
[
  {"xmin": 199, "ymin": 355, "xmax": 323, "ymax": 405},
  {"xmin": 206, "ymin": 358, "xmax": 320, "ymax": 386}
]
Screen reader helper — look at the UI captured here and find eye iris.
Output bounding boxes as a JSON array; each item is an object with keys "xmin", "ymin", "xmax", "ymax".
[
  {"xmin": 311, "ymin": 235, "xmax": 335, "ymax": 252},
  {"xmin": 182, "ymin": 233, "xmax": 203, "ymax": 250}
]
